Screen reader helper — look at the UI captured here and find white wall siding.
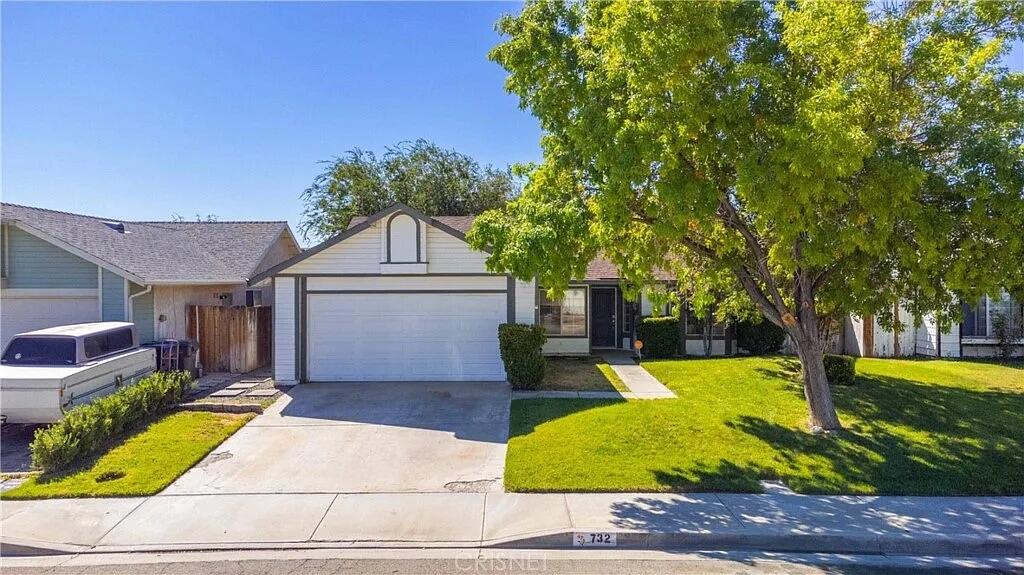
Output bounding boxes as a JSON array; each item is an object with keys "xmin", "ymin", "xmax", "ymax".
[
  {"xmin": 515, "ymin": 279, "xmax": 535, "ymax": 324},
  {"xmin": 543, "ymin": 337, "xmax": 589, "ymax": 355},
  {"xmin": 684, "ymin": 339, "xmax": 727, "ymax": 356},
  {"xmin": 915, "ymin": 314, "xmax": 961, "ymax": 358},
  {"xmin": 306, "ymin": 275, "xmax": 505, "ymax": 291},
  {"xmin": 274, "ymin": 278, "xmax": 298, "ymax": 383},
  {"xmin": 286, "ymin": 224, "xmax": 381, "ymax": 275},
  {"xmin": 426, "ymin": 227, "xmax": 489, "ymax": 274}
]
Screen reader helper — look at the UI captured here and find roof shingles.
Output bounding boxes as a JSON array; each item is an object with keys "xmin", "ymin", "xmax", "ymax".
[{"xmin": 1, "ymin": 203, "xmax": 289, "ymax": 284}]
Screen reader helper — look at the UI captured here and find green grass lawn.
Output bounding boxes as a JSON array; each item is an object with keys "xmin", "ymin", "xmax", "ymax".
[
  {"xmin": 505, "ymin": 357, "xmax": 1024, "ymax": 495},
  {"xmin": 536, "ymin": 356, "xmax": 629, "ymax": 392},
  {"xmin": 3, "ymin": 411, "xmax": 253, "ymax": 499}
]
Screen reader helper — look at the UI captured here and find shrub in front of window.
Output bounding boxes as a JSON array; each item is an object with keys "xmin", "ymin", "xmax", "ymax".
[
  {"xmin": 735, "ymin": 319, "xmax": 787, "ymax": 355},
  {"xmin": 30, "ymin": 371, "xmax": 195, "ymax": 473},
  {"xmin": 637, "ymin": 316, "xmax": 679, "ymax": 358},
  {"xmin": 823, "ymin": 355, "xmax": 857, "ymax": 386},
  {"xmin": 992, "ymin": 313, "xmax": 1022, "ymax": 359},
  {"xmin": 498, "ymin": 323, "xmax": 547, "ymax": 389}
]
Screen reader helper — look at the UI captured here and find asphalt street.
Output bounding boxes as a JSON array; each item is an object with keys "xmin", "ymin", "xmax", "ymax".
[{"xmin": 4, "ymin": 549, "xmax": 1022, "ymax": 575}]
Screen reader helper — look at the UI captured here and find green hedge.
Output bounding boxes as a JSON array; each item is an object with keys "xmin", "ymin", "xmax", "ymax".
[
  {"xmin": 824, "ymin": 354, "xmax": 857, "ymax": 386},
  {"xmin": 735, "ymin": 319, "xmax": 787, "ymax": 355},
  {"xmin": 637, "ymin": 316, "xmax": 679, "ymax": 358},
  {"xmin": 498, "ymin": 323, "xmax": 547, "ymax": 390},
  {"xmin": 31, "ymin": 371, "xmax": 194, "ymax": 472}
]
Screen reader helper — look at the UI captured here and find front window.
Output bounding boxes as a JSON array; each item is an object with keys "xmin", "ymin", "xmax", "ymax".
[
  {"xmin": 962, "ymin": 294, "xmax": 1023, "ymax": 339},
  {"xmin": 2, "ymin": 337, "xmax": 77, "ymax": 366},
  {"xmin": 684, "ymin": 306, "xmax": 726, "ymax": 336},
  {"xmin": 538, "ymin": 287, "xmax": 586, "ymax": 336}
]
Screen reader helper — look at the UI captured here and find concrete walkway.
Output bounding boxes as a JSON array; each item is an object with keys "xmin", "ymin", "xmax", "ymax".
[
  {"xmin": 512, "ymin": 353, "xmax": 677, "ymax": 400},
  {"xmin": 601, "ymin": 351, "xmax": 676, "ymax": 399},
  {"xmin": 3, "ymin": 492, "xmax": 1020, "ymax": 557}
]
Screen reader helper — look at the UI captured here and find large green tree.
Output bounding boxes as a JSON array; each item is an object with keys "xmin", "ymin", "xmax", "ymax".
[
  {"xmin": 468, "ymin": 0, "xmax": 1024, "ymax": 429},
  {"xmin": 300, "ymin": 139, "xmax": 517, "ymax": 240}
]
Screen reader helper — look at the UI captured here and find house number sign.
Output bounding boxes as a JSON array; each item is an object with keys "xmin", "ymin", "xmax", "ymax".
[{"xmin": 573, "ymin": 532, "xmax": 617, "ymax": 547}]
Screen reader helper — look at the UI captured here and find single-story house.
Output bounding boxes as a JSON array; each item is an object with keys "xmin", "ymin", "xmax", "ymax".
[
  {"xmin": 0, "ymin": 203, "xmax": 300, "ymax": 350},
  {"xmin": 251, "ymin": 203, "xmax": 738, "ymax": 385},
  {"xmin": 843, "ymin": 294, "xmax": 1024, "ymax": 358}
]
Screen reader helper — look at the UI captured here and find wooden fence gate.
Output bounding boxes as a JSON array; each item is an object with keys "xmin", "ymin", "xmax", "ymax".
[{"xmin": 187, "ymin": 305, "xmax": 272, "ymax": 373}]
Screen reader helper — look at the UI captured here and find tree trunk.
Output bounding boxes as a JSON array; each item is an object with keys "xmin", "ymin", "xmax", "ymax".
[{"xmin": 790, "ymin": 335, "xmax": 842, "ymax": 431}]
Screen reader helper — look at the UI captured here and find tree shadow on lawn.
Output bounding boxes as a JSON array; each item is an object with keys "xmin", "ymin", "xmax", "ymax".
[
  {"xmin": 512, "ymin": 358, "xmax": 1024, "ymax": 495},
  {"xmin": 728, "ymin": 371, "xmax": 1024, "ymax": 495}
]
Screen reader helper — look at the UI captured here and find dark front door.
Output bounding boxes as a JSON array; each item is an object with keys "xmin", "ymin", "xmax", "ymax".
[{"xmin": 590, "ymin": 287, "xmax": 617, "ymax": 348}]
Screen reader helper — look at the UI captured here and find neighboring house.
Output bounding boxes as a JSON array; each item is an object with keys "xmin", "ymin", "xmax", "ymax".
[
  {"xmin": 843, "ymin": 294, "xmax": 1024, "ymax": 358},
  {"xmin": 0, "ymin": 203, "xmax": 300, "ymax": 350},
  {"xmin": 251, "ymin": 203, "xmax": 711, "ymax": 385}
]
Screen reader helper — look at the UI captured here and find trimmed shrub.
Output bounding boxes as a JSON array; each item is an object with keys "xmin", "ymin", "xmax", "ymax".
[
  {"xmin": 736, "ymin": 319, "xmax": 787, "ymax": 355},
  {"xmin": 637, "ymin": 316, "xmax": 679, "ymax": 358},
  {"xmin": 31, "ymin": 371, "xmax": 194, "ymax": 472},
  {"xmin": 824, "ymin": 354, "xmax": 857, "ymax": 386},
  {"xmin": 498, "ymin": 323, "xmax": 547, "ymax": 390}
]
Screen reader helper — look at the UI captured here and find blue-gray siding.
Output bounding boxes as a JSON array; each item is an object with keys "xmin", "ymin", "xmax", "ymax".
[
  {"xmin": 4, "ymin": 226, "xmax": 98, "ymax": 288},
  {"xmin": 101, "ymin": 269, "xmax": 125, "ymax": 321},
  {"xmin": 130, "ymin": 283, "xmax": 155, "ymax": 343}
]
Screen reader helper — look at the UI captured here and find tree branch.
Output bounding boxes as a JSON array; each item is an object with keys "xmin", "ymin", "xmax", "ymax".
[{"xmin": 716, "ymin": 196, "xmax": 791, "ymax": 316}]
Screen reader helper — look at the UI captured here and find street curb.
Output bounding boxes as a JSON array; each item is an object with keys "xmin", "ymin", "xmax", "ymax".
[
  {"xmin": 0, "ymin": 536, "xmax": 87, "ymax": 556},
  {"xmin": 487, "ymin": 531, "xmax": 1024, "ymax": 557},
  {"xmin": 2, "ymin": 532, "xmax": 1020, "ymax": 558}
]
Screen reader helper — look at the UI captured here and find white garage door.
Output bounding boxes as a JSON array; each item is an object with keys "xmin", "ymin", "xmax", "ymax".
[
  {"xmin": 1, "ymin": 293, "xmax": 100, "ymax": 350},
  {"xmin": 306, "ymin": 292, "xmax": 507, "ymax": 382}
]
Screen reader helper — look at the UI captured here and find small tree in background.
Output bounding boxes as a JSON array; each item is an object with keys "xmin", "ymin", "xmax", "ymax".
[
  {"xmin": 469, "ymin": 1, "xmax": 1024, "ymax": 430},
  {"xmin": 299, "ymin": 139, "xmax": 518, "ymax": 241}
]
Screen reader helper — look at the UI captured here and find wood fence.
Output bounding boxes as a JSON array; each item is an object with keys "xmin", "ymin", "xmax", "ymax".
[{"xmin": 187, "ymin": 305, "xmax": 272, "ymax": 373}]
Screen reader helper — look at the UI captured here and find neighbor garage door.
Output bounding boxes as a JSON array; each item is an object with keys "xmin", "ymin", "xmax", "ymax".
[
  {"xmin": 306, "ymin": 292, "xmax": 507, "ymax": 381},
  {"xmin": 0, "ymin": 292, "xmax": 100, "ymax": 350}
]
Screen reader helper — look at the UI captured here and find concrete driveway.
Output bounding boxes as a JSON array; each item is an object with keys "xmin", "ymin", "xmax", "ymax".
[{"xmin": 164, "ymin": 381, "xmax": 510, "ymax": 494}]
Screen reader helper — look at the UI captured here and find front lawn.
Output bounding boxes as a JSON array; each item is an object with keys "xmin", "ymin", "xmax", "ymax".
[
  {"xmin": 505, "ymin": 357, "xmax": 1024, "ymax": 495},
  {"xmin": 3, "ymin": 411, "xmax": 252, "ymax": 499},
  {"xmin": 536, "ymin": 356, "xmax": 628, "ymax": 392}
]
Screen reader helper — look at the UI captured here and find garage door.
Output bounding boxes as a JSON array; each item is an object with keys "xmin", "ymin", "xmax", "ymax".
[
  {"xmin": 306, "ymin": 292, "xmax": 507, "ymax": 381},
  {"xmin": 0, "ymin": 293, "xmax": 100, "ymax": 350}
]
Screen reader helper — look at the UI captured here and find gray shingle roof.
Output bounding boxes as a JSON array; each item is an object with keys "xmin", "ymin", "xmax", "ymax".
[{"xmin": 1, "ymin": 203, "xmax": 293, "ymax": 284}]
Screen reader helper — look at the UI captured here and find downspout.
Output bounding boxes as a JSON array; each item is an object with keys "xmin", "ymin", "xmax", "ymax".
[{"xmin": 127, "ymin": 284, "xmax": 152, "ymax": 323}]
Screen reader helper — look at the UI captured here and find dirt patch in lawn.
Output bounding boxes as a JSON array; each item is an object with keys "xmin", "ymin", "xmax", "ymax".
[{"xmin": 536, "ymin": 356, "xmax": 629, "ymax": 392}]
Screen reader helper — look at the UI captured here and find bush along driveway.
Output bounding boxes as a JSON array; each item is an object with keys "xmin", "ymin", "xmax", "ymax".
[
  {"xmin": 505, "ymin": 357, "xmax": 1024, "ymax": 495},
  {"xmin": 1, "ymin": 371, "xmax": 254, "ymax": 499},
  {"xmin": 2, "ymin": 411, "xmax": 252, "ymax": 499}
]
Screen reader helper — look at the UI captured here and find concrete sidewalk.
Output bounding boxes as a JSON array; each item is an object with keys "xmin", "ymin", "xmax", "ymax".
[{"xmin": 2, "ymin": 491, "xmax": 1021, "ymax": 557}]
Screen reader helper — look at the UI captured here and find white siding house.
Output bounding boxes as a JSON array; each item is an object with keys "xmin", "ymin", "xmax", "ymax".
[
  {"xmin": 843, "ymin": 294, "xmax": 1023, "ymax": 358},
  {"xmin": 254, "ymin": 203, "xmax": 693, "ymax": 384}
]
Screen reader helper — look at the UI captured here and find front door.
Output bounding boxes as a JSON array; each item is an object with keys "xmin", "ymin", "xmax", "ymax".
[{"xmin": 590, "ymin": 287, "xmax": 617, "ymax": 348}]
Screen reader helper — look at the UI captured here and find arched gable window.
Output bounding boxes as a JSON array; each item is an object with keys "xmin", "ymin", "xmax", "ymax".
[{"xmin": 386, "ymin": 212, "xmax": 420, "ymax": 263}]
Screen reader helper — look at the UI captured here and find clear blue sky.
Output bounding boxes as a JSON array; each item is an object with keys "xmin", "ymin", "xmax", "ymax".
[
  {"xmin": 2, "ymin": 2, "xmax": 540, "ymax": 242},
  {"xmin": 3, "ymin": 2, "xmax": 1022, "ymax": 246}
]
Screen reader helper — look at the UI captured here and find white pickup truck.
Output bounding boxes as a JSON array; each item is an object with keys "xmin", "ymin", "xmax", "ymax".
[{"xmin": 0, "ymin": 322, "xmax": 156, "ymax": 423}]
